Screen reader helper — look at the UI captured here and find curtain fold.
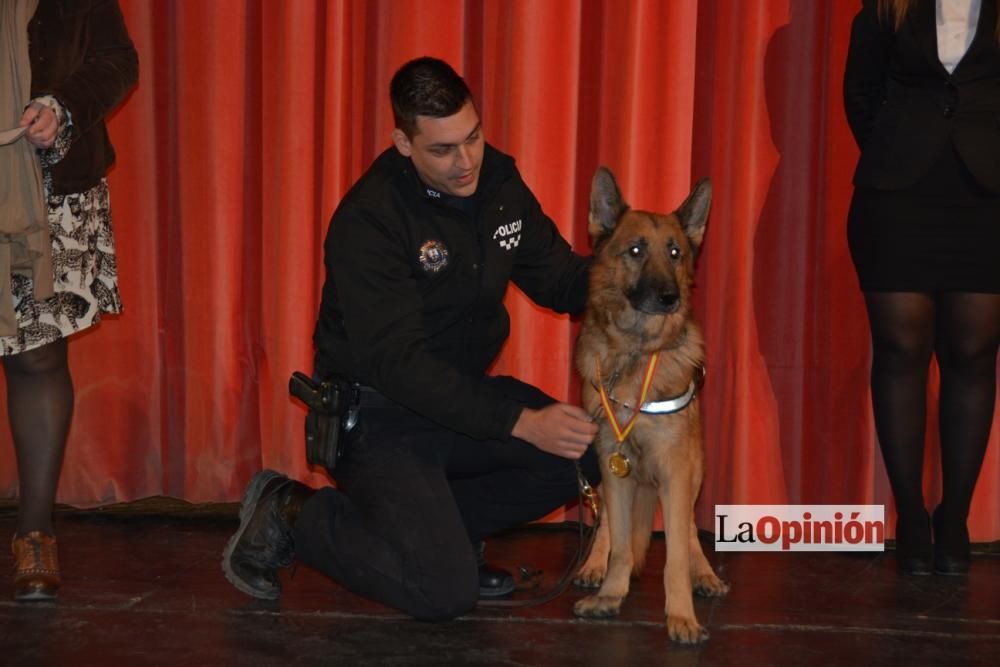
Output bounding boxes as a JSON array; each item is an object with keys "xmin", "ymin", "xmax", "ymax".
[{"xmin": 0, "ymin": 0, "xmax": 996, "ymax": 541}]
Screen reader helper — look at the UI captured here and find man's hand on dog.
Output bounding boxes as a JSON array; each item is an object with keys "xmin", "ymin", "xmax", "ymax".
[{"xmin": 512, "ymin": 403, "xmax": 598, "ymax": 459}]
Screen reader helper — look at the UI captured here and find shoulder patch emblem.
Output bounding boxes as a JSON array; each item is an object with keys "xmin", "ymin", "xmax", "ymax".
[
  {"xmin": 418, "ymin": 239, "xmax": 450, "ymax": 273},
  {"xmin": 493, "ymin": 219, "xmax": 522, "ymax": 251}
]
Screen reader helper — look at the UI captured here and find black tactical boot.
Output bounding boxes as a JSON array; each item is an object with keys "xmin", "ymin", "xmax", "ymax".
[
  {"xmin": 222, "ymin": 470, "xmax": 315, "ymax": 599},
  {"xmin": 476, "ymin": 541, "xmax": 515, "ymax": 598}
]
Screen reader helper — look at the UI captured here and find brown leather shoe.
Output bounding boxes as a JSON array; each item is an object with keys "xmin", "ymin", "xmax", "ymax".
[{"xmin": 12, "ymin": 531, "xmax": 61, "ymax": 601}]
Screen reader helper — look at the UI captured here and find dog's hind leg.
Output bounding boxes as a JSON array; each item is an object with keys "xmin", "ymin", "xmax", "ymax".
[
  {"xmin": 630, "ymin": 485, "xmax": 657, "ymax": 577},
  {"xmin": 661, "ymin": 462, "xmax": 708, "ymax": 644},
  {"xmin": 574, "ymin": 503, "xmax": 609, "ymax": 588},
  {"xmin": 573, "ymin": 477, "xmax": 636, "ymax": 618},
  {"xmin": 690, "ymin": 516, "xmax": 729, "ymax": 597}
]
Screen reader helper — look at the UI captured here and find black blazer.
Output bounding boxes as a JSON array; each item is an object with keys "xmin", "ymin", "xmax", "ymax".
[
  {"xmin": 28, "ymin": 0, "xmax": 138, "ymax": 195},
  {"xmin": 844, "ymin": 0, "xmax": 1000, "ymax": 193}
]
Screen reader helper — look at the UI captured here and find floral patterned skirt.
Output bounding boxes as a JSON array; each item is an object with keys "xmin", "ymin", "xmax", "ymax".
[{"xmin": 0, "ymin": 178, "xmax": 122, "ymax": 356}]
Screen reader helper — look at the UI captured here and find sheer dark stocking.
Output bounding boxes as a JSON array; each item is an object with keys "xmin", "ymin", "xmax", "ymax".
[
  {"xmin": 4, "ymin": 338, "xmax": 74, "ymax": 537},
  {"xmin": 864, "ymin": 292, "xmax": 936, "ymax": 528},
  {"xmin": 934, "ymin": 293, "xmax": 1000, "ymax": 539}
]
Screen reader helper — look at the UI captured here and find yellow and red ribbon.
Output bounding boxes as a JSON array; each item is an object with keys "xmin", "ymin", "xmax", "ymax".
[{"xmin": 596, "ymin": 352, "xmax": 660, "ymax": 443}]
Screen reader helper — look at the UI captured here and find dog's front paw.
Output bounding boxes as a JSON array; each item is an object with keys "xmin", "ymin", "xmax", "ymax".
[
  {"xmin": 666, "ymin": 615, "xmax": 709, "ymax": 644},
  {"xmin": 692, "ymin": 572, "xmax": 730, "ymax": 597},
  {"xmin": 573, "ymin": 563, "xmax": 605, "ymax": 589},
  {"xmin": 573, "ymin": 594, "xmax": 622, "ymax": 618}
]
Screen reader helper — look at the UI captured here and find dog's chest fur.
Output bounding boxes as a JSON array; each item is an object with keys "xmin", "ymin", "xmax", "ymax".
[{"xmin": 577, "ymin": 323, "xmax": 704, "ymax": 482}]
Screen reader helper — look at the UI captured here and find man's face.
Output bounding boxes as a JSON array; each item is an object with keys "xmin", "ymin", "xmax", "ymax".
[{"xmin": 392, "ymin": 100, "xmax": 484, "ymax": 197}]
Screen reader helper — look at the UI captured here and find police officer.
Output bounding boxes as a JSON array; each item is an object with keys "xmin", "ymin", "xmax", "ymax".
[{"xmin": 223, "ymin": 57, "xmax": 600, "ymax": 620}]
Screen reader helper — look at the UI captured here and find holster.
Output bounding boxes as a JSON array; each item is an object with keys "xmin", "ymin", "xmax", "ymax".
[{"xmin": 289, "ymin": 371, "xmax": 359, "ymax": 471}]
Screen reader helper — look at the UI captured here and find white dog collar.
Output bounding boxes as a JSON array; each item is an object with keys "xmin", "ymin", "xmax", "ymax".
[{"xmin": 639, "ymin": 379, "xmax": 697, "ymax": 414}]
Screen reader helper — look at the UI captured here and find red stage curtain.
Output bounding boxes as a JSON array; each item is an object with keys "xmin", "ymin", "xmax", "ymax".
[{"xmin": 1, "ymin": 0, "xmax": 997, "ymax": 541}]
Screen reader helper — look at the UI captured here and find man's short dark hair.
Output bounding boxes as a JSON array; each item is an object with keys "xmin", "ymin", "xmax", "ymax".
[{"xmin": 390, "ymin": 57, "xmax": 473, "ymax": 138}]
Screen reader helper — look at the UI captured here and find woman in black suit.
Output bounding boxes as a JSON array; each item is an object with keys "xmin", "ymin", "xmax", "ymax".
[{"xmin": 845, "ymin": 0, "xmax": 1000, "ymax": 576}]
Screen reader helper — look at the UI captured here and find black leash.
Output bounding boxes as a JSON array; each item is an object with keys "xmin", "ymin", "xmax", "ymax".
[{"xmin": 477, "ymin": 463, "xmax": 600, "ymax": 609}]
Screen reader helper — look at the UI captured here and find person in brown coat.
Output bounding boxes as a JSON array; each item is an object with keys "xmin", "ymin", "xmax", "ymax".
[{"xmin": 0, "ymin": 0, "xmax": 137, "ymax": 600}]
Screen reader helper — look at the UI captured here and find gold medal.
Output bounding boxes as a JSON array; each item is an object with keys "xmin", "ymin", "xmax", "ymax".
[{"xmin": 608, "ymin": 452, "xmax": 631, "ymax": 478}]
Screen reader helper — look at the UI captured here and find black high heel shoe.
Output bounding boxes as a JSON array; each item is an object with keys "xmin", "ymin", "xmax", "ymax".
[
  {"xmin": 894, "ymin": 510, "xmax": 932, "ymax": 576},
  {"xmin": 932, "ymin": 506, "xmax": 970, "ymax": 576}
]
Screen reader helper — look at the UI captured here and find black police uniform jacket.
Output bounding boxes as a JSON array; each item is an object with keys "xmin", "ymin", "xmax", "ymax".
[
  {"xmin": 844, "ymin": 0, "xmax": 1000, "ymax": 193},
  {"xmin": 314, "ymin": 143, "xmax": 590, "ymax": 441}
]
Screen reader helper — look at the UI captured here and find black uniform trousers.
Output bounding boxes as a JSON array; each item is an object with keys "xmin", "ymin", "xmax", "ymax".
[{"xmin": 292, "ymin": 375, "xmax": 600, "ymax": 621}]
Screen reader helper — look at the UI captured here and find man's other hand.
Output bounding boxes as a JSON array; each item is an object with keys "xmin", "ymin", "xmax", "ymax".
[{"xmin": 512, "ymin": 403, "xmax": 598, "ymax": 460}]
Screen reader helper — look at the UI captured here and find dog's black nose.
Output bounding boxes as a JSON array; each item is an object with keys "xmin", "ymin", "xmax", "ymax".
[
  {"xmin": 659, "ymin": 292, "xmax": 679, "ymax": 311},
  {"xmin": 630, "ymin": 289, "xmax": 681, "ymax": 315},
  {"xmin": 628, "ymin": 280, "xmax": 682, "ymax": 315}
]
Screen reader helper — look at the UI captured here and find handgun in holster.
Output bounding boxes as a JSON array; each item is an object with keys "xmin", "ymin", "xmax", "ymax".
[{"xmin": 288, "ymin": 371, "xmax": 359, "ymax": 471}]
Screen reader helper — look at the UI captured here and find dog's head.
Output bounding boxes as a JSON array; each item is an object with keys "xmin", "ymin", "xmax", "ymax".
[{"xmin": 587, "ymin": 167, "xmax": 711, "ymax": 340}]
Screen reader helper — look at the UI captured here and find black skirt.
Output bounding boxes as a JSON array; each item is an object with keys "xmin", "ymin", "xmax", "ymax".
[{"xmin": 848, "ymin": 143, "xmax": 1000, "ymax": 293}]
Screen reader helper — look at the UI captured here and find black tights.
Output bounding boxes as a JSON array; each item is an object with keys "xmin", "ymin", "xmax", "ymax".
[
  {"xmin": 4, "ymin": 338, "xmax": 74, "ymax": 537},
  {"xmin": 865, "ymin": 292, "xmax": 1000, "ymax": 526}
]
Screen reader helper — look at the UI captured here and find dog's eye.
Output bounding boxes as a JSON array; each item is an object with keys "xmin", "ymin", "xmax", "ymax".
[
  {"xmin": 628, "ymin": 245, "xmax": 643, "ymax": 258},
  {"xmin": 669, "ymin": 245, "xmax": 682, "ymax": 260}
]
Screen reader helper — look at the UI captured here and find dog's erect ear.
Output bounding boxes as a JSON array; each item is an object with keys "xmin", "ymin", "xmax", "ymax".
[
  {"xmin": 675, "ymin": 177, "xmax": 711, "ymax": 255},
  {"xmin": 589, "ymin": 166, "xmax": 628, "ymax": 240}
]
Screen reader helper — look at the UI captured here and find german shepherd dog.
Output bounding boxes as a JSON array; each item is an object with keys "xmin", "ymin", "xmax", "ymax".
[{"xmin": 572, "ymin": 167, "xmax": 728, "ymax": 643}]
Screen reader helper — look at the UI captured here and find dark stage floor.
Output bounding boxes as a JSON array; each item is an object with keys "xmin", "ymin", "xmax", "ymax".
[{"xmin": 0, "ymin": 499, "xmax": 998, "ymax": 666}]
